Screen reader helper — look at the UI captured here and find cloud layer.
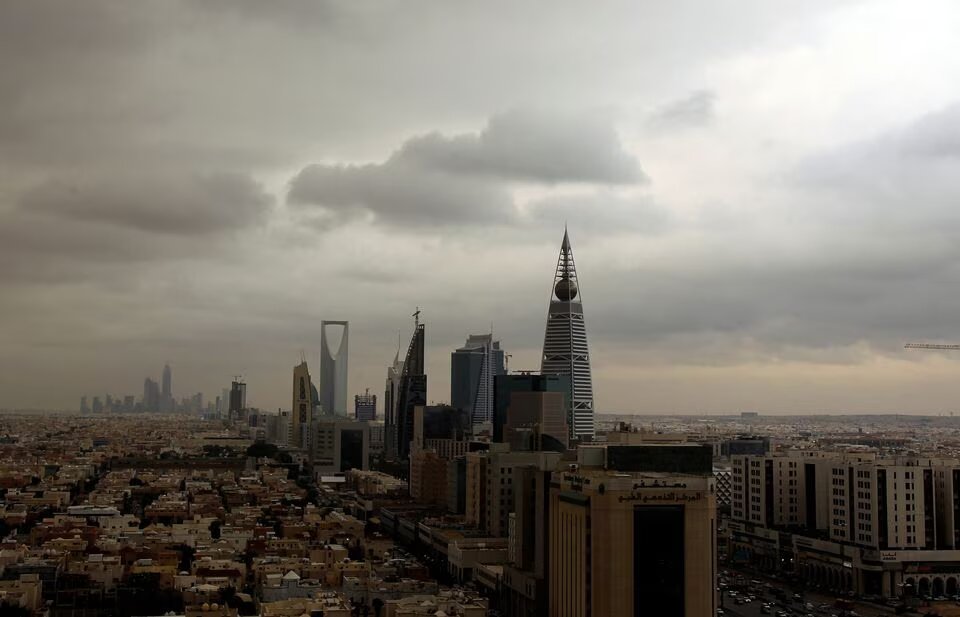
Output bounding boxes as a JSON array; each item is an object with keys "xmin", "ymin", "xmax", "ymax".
[
  {"xmin": 3, "ymin": 0, "xmax": 960, "ymax": 415},
  {"xmin": 288, "ymin": 111, "xmax": 645, "ymax": 227}
]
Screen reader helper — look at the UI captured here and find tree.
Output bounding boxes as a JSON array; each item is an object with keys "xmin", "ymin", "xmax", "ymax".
[
  {"xmin": 209, "ymin": 519, "xmax": 222, "ymax": 539},
  {"xmin": 245, "ymin": 442, "xmax": 277, "ymax": 459}
]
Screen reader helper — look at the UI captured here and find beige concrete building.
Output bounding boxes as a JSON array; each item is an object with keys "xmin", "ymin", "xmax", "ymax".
[
  {"xmin": 549, "ymin": 469, "xmax": 716, "ymax": 617},
  {"xmin": 466, "ymin": 446, "xmax": 562, "ymax": 538},
  {"xmin": 729, "ymin": 451, "xmax": 960, "ymax": 598}
]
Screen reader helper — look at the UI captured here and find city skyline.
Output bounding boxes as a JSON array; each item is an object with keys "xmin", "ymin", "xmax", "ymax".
[{"xmin": 6, "ymin": 2, "xmax": 960, "ymax": 414}]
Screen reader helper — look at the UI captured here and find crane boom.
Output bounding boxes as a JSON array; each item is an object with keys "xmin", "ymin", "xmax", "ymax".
[{"xmin": 905, "ymin": 343, "xmax": 960, "ymax": 350}]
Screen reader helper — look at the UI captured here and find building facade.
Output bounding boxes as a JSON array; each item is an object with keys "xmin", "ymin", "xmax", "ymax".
[
  {"xmin": 312, "ymin": 418, "xmax": 370, "ymax": 475},
  {"xmin": 549, "ymin": 467, "xmax": 716, "ymax": 617},
  {"xmin": 728, "ymin": 451, "xmax": 960, "ymax": 599}
]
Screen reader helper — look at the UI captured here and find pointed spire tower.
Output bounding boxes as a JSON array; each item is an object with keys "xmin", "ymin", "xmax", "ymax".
[{"xmin": 541, "ymin": 227, "xmax": 595, "ymax": 439}]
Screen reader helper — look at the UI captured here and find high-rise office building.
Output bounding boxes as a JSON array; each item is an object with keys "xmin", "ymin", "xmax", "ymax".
[
  {"xmin": 541, "ymin": 227, "xmax": 595, "ymax": 439},
  {"xmin": 319, "ymin": 320, "xmax": 349, "ymax": 416},
  {"xmin": 80, "ymin": 396, "xmax": 89, "ymax": 414},
  {"xmin": 355, "ymin": 389, "xmax": 376, "ymax": 421},
  {"xmin": 161, "ymin": 363, "xmax": 172, "ymax": 398},
  {"xmin": 493, "ymin": 373, "xmax": 569, "ymax": 446},
  {"xmin": 143, "ymin": 378, "xmax": 160, "ymax": 412},
  {"xmin": 229, "ymin": 380, "xmax": 246, "ymax": 420},
  {"xmin": 384, "ymin": 349, "xmax": 404, "ymax": 459},
  {"xmin": 159, "ymin": 363, "xmax": 173, "ymax": 412},
  {"xmin": 92, "ymin": 396, "xmax": 103, "ymax": 414},
  {"xmin": 451, "ymin": 334, "xmax": 505, "ymax": 427},
  {"xmin": 549, "ymin": 444, "xmax": 716, "ymax": 617},
  {"xmin": 292, "ymin": 361, "xmax": 315, "ymax": 450},
  {"xmin": 393, "ymin": 321, "xmax": 426, "ymax": 460},
  {"xmin": 502, "ymin": 390, "xmax": 569, "ymax": 452}
]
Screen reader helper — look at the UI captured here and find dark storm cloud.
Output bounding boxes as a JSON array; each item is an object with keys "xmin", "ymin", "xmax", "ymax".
[
  {"xmin": 646, "ymin": 90, "xmax": 717, "ymax": 132},
  {"xmin": 288, "ymin": 112, "xmax": 644, "ymax": 226},
  {"xmin": 21, "ymin": 172, "xmax": 273, "ymax": 235}
]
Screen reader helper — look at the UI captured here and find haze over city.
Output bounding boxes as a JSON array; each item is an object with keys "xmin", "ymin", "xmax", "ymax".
[{"xmin": 4, "ymin": 1, "xmax": 960, "ymax": 414}]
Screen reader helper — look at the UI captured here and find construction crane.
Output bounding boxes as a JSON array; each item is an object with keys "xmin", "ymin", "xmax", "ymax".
[{"xmin": 905, "ymin": 343, "xmax": 960, "ymax": 351}]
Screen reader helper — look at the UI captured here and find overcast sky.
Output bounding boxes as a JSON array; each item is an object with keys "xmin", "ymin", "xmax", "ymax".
[{"xmin": 4, "ymin": 1, "xmax": 960, "ymax": 414}]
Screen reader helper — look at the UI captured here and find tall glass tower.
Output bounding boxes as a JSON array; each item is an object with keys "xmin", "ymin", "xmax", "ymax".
[
  {"xmin": 541, "ymin": 227, "xmax": 595, "ymax": 439},
  {"xmin": 451, "ymin": 334, "xmax": 505, "ymax": 427}
]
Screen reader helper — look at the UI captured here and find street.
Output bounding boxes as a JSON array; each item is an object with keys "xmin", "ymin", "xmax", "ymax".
[{"xmin": 720, "ymin": 567, "xmax": 896, "ymax": 617}]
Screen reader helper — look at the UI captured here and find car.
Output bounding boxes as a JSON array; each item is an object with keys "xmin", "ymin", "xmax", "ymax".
[
  {"xmin": 794, "ymin": 594, "xmax": 803, "ymax": 602},
  {"xmin": 936, "ymin": 596, "xmax": 948, "ymax": 602},
  {"xmin": 717, "ymin": 610, "xmax": 725, "ymax": 617},
  {"xmin": 736, "ymin": 598, "xmax": 745, "ymax": 606},
  {"xmin": 777, "ymin": 611, "xmax": 789, "ymax": 617},
  {"xmin": 805, "ymin": 603, "xmax": 815, "ymax": 611},
  {"xmin": 761, "ymin": 607, "xmax": 772, "ymax": 614}
]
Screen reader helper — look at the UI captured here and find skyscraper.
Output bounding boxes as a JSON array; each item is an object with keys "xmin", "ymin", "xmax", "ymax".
[
  {"xmin": 319, "ymin": 320, "xmax": 349, "ymax": 416},
  {"xmin": 162, "ymin": 363, "xmax": 172, "ymax": 399},
  {"xmin": 228, "ymin": 380, "xmax": 246, "ymax": 420},
  {"xmin": 292, "ymin": 361, "xmax": 315, "ymax": 449},
  {"xmin": 160, "ymin": 363, "xmax": 173, "ymax": 412},
  {"xmin": 355, "ymin": 389, "xmax": 376, "ymax": 421},
  {"xmin": 451, "ymin": 334, "xmax": 505, "ymax": 427},
  {"xmin": 541, "ymin": 227, "xmax": 595, "ymax": 439},
  {"xmin": 393, "ymin": 319, "xmax": 426, "ymax": 460},
  {"xmin": 143, "ymin": 378, "xmax": 160, "ymax": 412},
  {"xmin": 384, "ymin": 348, "xmax": 404, "ymax": 460}
]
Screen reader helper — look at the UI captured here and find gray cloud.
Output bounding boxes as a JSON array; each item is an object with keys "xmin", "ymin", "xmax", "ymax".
[
  {"xmin": 398, "ymin": 110, "xmax": 644, "ymax": 184},
  {"xmin": 21, "ymin": 172, "xmax": 273, "ymax": 235},
  {"xmin": 288, "ymin": 112, "xmax": 644, "ymax": 227},
  {"xmin": 288, "ymin": 162, "xmax": 516, "ymax": 227},
  {"xmin": 646, "ymin": 90, "xmax": 716, "ymax": 133},
  {"xmin": 3, "ymin": 0, "xmax": 953, "ymax": 414}
]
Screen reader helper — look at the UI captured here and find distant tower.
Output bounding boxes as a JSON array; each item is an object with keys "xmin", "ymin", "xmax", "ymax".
[
  {"xmin": 541, "ymin": 227, "xmax": 595, "ymax": 439},
  {"xmin": 229, "ymin": 380, "xmax": 246, "ymax": 420},
  {"xmin": 162, "ymin": 364, "xmax": 172, "ymax": 398},
  {"xmin": 160, "ymin": 363, "xmax": 172, "ymax": 412},
  {"xmin": 451, "ymin": 334, "xmax": 505, "ymax": 426},
  {"xmin": 292, "ymin": 361, "xmax": 315, "ymax": 449},
  {"xmin": 320, "ymin": 321, "xmax": 349, "ymax": 416},
  {"xmin": 143, "ymin": 378, "xmax": 160, "ymax": 413}
]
